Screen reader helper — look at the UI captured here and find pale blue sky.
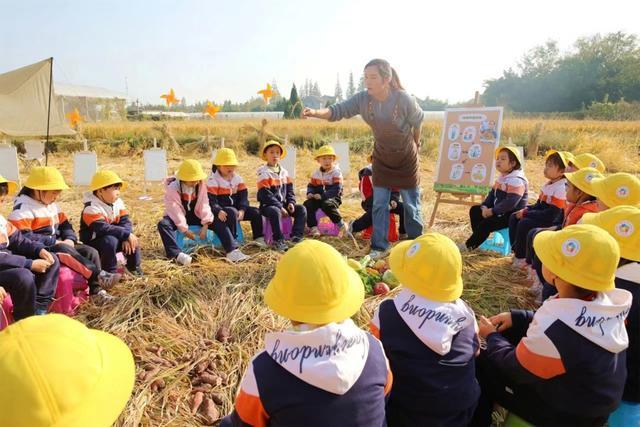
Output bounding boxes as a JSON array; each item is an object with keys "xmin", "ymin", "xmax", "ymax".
[{"xmin": 1, "ymin": 0, "xmax": 638, "ymax": 104}]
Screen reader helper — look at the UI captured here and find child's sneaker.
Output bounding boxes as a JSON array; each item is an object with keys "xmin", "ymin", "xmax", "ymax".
[
  {"xmin": 35, "ymin": 309, "xmax": 47, "ymax": 315},
  {"xmin": 291, "ymin": 235, "xmax": 304, "ymax": 244},
  {"xmin": 127, "ymin": 267, "xmax": 144, "ymax": 277},
  {"xmin": 310, "ymin": 226, "xmax": 321, "ymax": 237},
  {"xmin": 398, "ymin": 233, "xmax": 409, "ymax": 241},
  {"xmin": 273, "ymin": 239, "xmax": 288, "ymax": 252},
  {"xmin": 226, "ymin": 249, "xmax": 250, "ymax": 263},
  {"xmin": 98, "ymin": 270, "xmax": 122, "ymax": 290},
  {"xmin": 252, "ymin": 237, "xmax": 268, "ymax": 248},
  {"xmin": 176, "ymin": 252, "xmax": 192, "ymax": 266},
  {"xmin": 91, "ymin": 289, "xmax": 116, "ymax": 305},
  {"xmin": 369, "ymin": 249, "xmax": 388, "ymax": 260}
]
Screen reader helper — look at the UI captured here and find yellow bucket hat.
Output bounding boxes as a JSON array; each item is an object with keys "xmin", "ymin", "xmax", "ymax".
[
  {"xmin": 564, "ymin": 167, "xmax": 603, "ymax": 197},
  {"xmin": 590, "ymin": 173, "xmax": 640, "ymax": 209},
  {"xmin": 494, "ymin": 145, "xmax": 523, "ymax": 168},
  {"xmin": 389, "ymin": 232, "xmax": 463, "ymax": 302},
  {"xmin": 261, "ymin": 140, "xmax": 287, "ymax": 161},
  {"xmin": 89, "ymin": 170, "xmax": 127, "ymax": 192},
  {"xmin": 545, "ymin": 149, "xmax": 574, "ymax": 169},
  {"xmin": 0, "ymin": 314, "xmax": 135, "ymax": 427},
  {"xmin": 264, "ymin": 240, "xmax": 364, "ymax": 324},
  {"xmin": 24, "ymin": 166, "xmax": 69, "ymax": 190},
  {"xmin": 572, "ymin": 153, "xmax": 606, "ymax": 173},
  {"xmin": 213, "ymin": 148, "xmax": 239, "ymax": 166},
  {"xmin": 533, "ymin": 224, "xmax": 619, "ymax": 292},
  {"xmin": 581, "ymin": 205, "xmax": 640, "ymax": 262},
  {"xmin": 314, "ymin": 145, "xmax": 339, "ymax": 160},
  {"xmin": 176, "ymin": 159, "xmax": 208, "ymax": 182},
  {"xmin": 0, "ymin": 174, "xmax": 18, "ymax": 195}
]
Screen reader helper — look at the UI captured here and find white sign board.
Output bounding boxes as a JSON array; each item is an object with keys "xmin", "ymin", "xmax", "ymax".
[
  {"xmin": 73, "ymin": 151, "xmax": 98, "ymax": 186},
  {"xmin": 0, "ymin": 144, "xmax": 20, "ymax": 184},
  {"xmin": 330, "ymin": 141, "xmax": 351, "ymax": 176},
  {"xmin": 143, "ymin": 148, "xmax": 168, "ymax": 182},
  {"xmin": 280, "ymin": 145, "xmax": 297, "ymax": 179}
]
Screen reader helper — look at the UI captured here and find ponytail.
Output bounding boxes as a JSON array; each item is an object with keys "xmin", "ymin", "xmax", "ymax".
[{"xmin": 390, "ymin": 67, "xmax": 404, "ymax": 91}]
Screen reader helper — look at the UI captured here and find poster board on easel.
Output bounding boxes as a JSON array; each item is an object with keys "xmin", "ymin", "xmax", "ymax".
[{"xmin": 428, "ymin": 106, "xmax": 504, "ymax": 227}]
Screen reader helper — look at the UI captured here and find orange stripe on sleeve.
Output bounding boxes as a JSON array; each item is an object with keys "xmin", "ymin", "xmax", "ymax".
[
  {"xmin": 550, "ymin": 196, "xmax": 566, "ymax": 209},
  {"xmin": 82, "ymin": 212, "xmax": 105, "ymax": 226},
  {"xmin": 515, "ymin": 342, "xmax": 566, "ymax": 379},
  {"xmin": 369, "ymin": 322, "xmax": 380, "ymax": 339},
  {"xmin": 235, "ymin": 389, "xmax": 269, "ymax": 427},
  {"xmin": 384, "ymin": 368, "xmax": 393, "ymax": 396}
]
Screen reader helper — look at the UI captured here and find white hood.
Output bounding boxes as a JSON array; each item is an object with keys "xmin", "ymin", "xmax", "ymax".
[
  {"xmin": 264, "ymin": 319, "xmax": 370, "ymax": 395},
  {"xmin": 393, "ymin": 288, "xmax": 477, "ymax": 356}
]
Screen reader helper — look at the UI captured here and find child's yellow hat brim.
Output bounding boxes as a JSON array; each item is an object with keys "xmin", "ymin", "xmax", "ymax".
[
  {"xmin": 564, "ymin": 167, "xmax": 603, "ymax": 197},
  {"xmin": 581, "ymin": 205, "xmax": 640, "ymax": 262},
  {"xmin": 264, "ymin": 240, "xmax": 364, "ymax": 324},
  {"xmin": 590, "ymin": 173, "xmax": 640, "ymax": 209},
  {"xmin": 213, "ymin": 148, "xmax": 239, "ymax": 166},
  {"xmin": 389, "ymin": 232, "xmax": 463, "ymax": 302},
  {"xmin": 261, "ymin": 140, "xmax": 287, "ymax": 161},
  {"xmin": 533, "ymin": 224, "xmax": 619, "ymax": 292},
  {"xmin": 0, "ymin": 174, "xmax": 17, "ymax": 195}
]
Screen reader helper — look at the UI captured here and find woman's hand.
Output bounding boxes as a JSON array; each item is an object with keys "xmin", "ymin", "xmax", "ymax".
[{"xmin": 302, "ymin": 107, "xmax": 316, "ymax": 118}]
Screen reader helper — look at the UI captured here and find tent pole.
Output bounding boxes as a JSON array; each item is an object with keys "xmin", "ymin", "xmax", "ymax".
[{"xmin": 45, "ymin": 57, "xmax": 53, "ymax": 165}]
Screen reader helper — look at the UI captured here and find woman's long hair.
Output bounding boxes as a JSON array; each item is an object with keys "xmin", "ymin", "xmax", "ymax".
[{"xmin": 365, "ymin": 58, "xmax": 404, "ymax": 91}]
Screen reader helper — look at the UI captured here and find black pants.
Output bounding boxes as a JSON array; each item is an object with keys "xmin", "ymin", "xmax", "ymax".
[
  {"xmin": 352, "ymin": 204, "xmax": 406, "ymax": 234},
  {"xmin": 212, "ymin": 207, "xmax": 263, "ymax": 253},
  {"xmin": 304, "ymin": 197, "xmax": 342, "ymax": 227},
  {"xmin": 158, "ymin": 215, "xmax": 205, "ymax": 258},
  {"xmin": 260, "ymin": 205, "xmax": 306, "ymax": 241},
  {"xmin": 466, "ymin": 205, "xmax": 512, "ymax": 249},
  {"xmin": 241, "ymin": 206, "xmax": 263, "ymax": 240},
  {"xmin": 86, "ymin": 235, "xmax": 141, "ymax": 273},
  {"xmin": 51, "ymin": 243, "xmax": 102, "ymax": 294},
  {"xmin": 471, "ymin": 329, "xmax": 608, "ymax": 427}
]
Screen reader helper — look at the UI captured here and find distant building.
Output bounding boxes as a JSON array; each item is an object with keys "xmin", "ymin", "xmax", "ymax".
[{"xmin": 55, "ymin": 83, "xmax": 128, "ymax": 122}]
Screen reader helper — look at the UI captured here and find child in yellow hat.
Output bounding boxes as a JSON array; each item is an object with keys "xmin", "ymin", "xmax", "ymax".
[
  {"xmin": 461, "ymin": 146, "xmax": 528, "ymax": 250},
  {"xmin": 304, "ymin": 145, "xmax": 346, "ymax": 237},
  {"xmin": 221, "ymin": 240, "xmax": 392, "ymax": 426},
  {"xmin": 80, "ymin": 169, "xmax": 143, "ymax": 276},
  {"xmin": 474, "ymin": 225, "xmax": 632, "ymax": 426},
  {"xmin": 508, "ymin": 150, "xmax": 568, "ymax": 268},
  {"xmin": 581, "ymin": 206, "xmax": 640, "ymax": 426},
  {"xmin": 207, "ymin": 148, "xmax": 267, "ymax": 251},
  {"xmin": 591, "ymin": 172, "xmax": 640, "ymax": 210},
  {"xmin": 0, "ymin": 174, "xmax": 58, "ymax": 318},
  {"xmin": 524, "ymin": 167, "xmax": 603, "ymax": 301},
  {"xmin": 370, "ymin": 232, "xmax": 480, "ymax": 425},
  {"xmin": 257, "ymin": 140, "xmax": 307, "ymax": 251},
  {"xmin": 0, "ymin": 314, "xmax": 135, "ymax": 427},
  {"xmin": 158, "ymin": 159, "xmax": 248, "ymax": 264},
  {"xmin": 9, "ymin": 166, "xmax": 119, "ymax": 305}
]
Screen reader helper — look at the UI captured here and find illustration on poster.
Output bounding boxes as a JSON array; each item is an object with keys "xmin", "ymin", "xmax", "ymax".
[
  {"xmin": 450, "ymin": 163, "xmax": 464, "ymax": 181},
  {"xmin": 448, "ymin": 123, "xmax": 460, "ymax": 141},
  {"xmin": 448, "ymin": 143, "xmax": 462, "ymax": 161},
  {"xmin": 462, "ymin": 126, "xmax": 476, "ymax": 142},
  {"xmin": 471, "ymin": 163, "xmax": 487, "ymax": 183},
  {"xmin": 468, "ymin": 144, "xmax": 482, "ymax": 159},
  {"xmin": 480, "ymin": 119, "xmax": 498, "ymax": 140}
]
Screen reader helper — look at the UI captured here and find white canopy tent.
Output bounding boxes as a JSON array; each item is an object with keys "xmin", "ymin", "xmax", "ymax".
[{"xmin": 0, "ymin": 58, "xmax": 74, "ymax": 137}]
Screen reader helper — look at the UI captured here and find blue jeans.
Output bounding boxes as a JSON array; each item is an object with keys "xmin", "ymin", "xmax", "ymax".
[{"xmin": 371, "ymin": 186, "xmax": 423, "ymax": 251}]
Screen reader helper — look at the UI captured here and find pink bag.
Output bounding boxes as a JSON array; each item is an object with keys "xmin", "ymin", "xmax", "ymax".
[
  {"xmin": 0, "ymin": 294, "xmax": 14, "ymax": 331},
  {"xmin": 48, "ymin": 266, "xmax": 89, "ymax": 316}
]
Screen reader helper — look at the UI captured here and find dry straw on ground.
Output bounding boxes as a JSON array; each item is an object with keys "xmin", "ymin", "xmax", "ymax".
[{"xmin": 2, "ymin": 118, "xmax": 638, "ymax": 426}]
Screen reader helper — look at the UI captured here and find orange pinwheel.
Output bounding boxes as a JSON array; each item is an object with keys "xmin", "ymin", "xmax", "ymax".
[
  {"xmin": 257, "ymin": 83, "xmax": 275, "ymax": 104},
  {"xmin": 161, "ymin": 88, "xmax": 179, "ymax": 107},
  {"xmin": 204, "ymin": 101, "xmax": 221, "ymax": 118},
  {"xmin": 66, "ymin": 108, "xmax": 83, "ymax": 128}
]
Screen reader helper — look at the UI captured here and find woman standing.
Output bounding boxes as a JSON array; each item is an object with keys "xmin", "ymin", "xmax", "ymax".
[{"xmin": 303, "ymin": 59, "xmax": 424, "ymax": 258}]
